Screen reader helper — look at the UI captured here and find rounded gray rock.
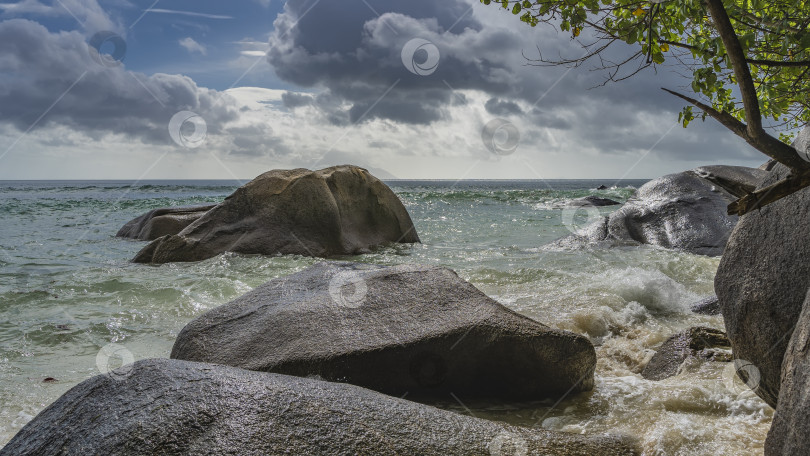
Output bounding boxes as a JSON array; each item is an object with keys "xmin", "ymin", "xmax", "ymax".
[
  {"xmin": 715, "ymin": 160, "xmax": 810, "ymax": 408},
  {"xmin": 550, "ymin": 165, "xmax": 767, "ymax": 256},
  {"xmin": 765, "ymin": 290, "xmax": 810, "ymax": 455},
  {"xmin": 690, "ymin": 296, "xmax": 721, "ymax": 316},
  {"xmin": 641, "ymin": 326, "xmax": 731, "ymax": 381},
  {"xmin": 132, "ymin": 165, "xmax": 419, "ymax": 263},
  {"xmin": 0, "ymin": 359, "xmax": 639, "ymax": 456},
  {"xmin": 117, "ymin": 205, "xmax": 216, "ymax": 241},
  {"xmin": 171, "ymin": 262, "xmax": 597, "ymax": 401}
]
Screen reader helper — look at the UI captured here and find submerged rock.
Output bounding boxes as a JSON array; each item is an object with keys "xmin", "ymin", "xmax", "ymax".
[
  {"xmin": 716, "ymin": 157, "xmax": 810, "ymax": 408},
  {"xmin": 550, "ymin": 165, "xmax": 767, "ymax": 256},
  {"xmin": 570, "ymin": 195, "xmax": 621, "ymax": 207},
  {"xmin": 690, "ymin": 296, "xmax": 721, "ymax": 316},
  {"xmin": 131, "ymin": 166, "xmax": 419, "ymax": 263},
  {"xmin": 641, "ymin": 326, "xmax": 731, "ymax": 381},
  {"xmin": 171, "ymin": 262, "xmax": 596, "ymax": 400},
  {"xmin": 116, "ymin": 205, "xmax": 216, "ymax": 241},
  {"xmin": 0, "ymin": 359, "xmax": 639, "ymax": 456}
]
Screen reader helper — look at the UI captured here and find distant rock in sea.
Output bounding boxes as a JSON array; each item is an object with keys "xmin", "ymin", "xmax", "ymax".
[
  {"xmin": 0, "ymin": 359, "xmax": 640, "ymax": 456},
  {"xmin": 171, "ymin": 262, "xmax": 597, "ymax": 401},
  {"xmin": 548, "ymin": 165, "xmax": 768, "ymax": 256},
  {"xmin": 129, "ymin": 165, "xmax": 419, "ymax": 263},
  {"xmin": 569, "ymin": 195, "xmax": 621, "ymax": 207}
]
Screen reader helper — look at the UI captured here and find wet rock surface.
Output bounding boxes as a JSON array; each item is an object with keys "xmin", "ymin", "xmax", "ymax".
[
  {"xmin": 117, "ymin": 205, "xmax": 216, "ymax": 241},
  {"xmin": 569, "ymin": 196, "xmax": 621, "ymax": 207},
  {"xmin": 641, "ymin": 326, "xmax": 731, "ymax": 381},
  {"xmin": 550, "ymin": 165, "xmax": 767, "ymax": 256},
  {"xmin": 716, "ymin": 153, "xmax": 810, "ymax": 408},
  {"xmin": 690, "ymin": 296, "xmax": 721, "ymax": 316},
  {"xmin": 0, "ymin": 359, "xmax": 640, "ymax": 456},
  {"xmin": 171, "ymin": 261, "xmax": 596, "ymax": 401},
  {"xmin": 132, "ymin": 165, "xmax": 419, "ymax": 263}
]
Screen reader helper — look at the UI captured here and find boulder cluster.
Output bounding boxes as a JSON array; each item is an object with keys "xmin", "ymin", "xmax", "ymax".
[
  {"xmin": 9, "ymin": 134, "xmax": 810, "ymax": 453},
  {"xmin": 1, "ymin": 165, "xmax": 639, "ymax": 456}
]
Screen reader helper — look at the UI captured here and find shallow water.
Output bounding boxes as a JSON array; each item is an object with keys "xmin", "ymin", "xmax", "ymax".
[{"xmin": 0, "ymin": 179, "xmax": 771, "ymax": 454}]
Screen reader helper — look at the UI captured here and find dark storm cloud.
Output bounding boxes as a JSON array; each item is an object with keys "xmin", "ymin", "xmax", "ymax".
[
  {"xmin": 265, "ymin": 0, "xmax": 662, "ymax": 121},
  {"xmin": 485, "ymin": 98, "xmax": 523, "ymax": 116},
  {"xmin": 265, "ymin": 0, "xmax": 755, "ymax": 162},
  {"xmin": 266, "ymin": 1, "xmax": 528, "ymax": 125},
  {"xmin": 281, "ymin": 91, "xmax": 314, "ymax": 109},
  {"xmin": 0, "ymin": 19, "xmax": 238, "ymax": 145}
]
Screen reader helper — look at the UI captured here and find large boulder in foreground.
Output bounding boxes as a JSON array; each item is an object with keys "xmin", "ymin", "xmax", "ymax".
[
  {"xmin": 641, "ymin": 326, "xmax": 730, "ymax": 381},
  {"xmin": 550, "ymin": 165, "xmax": 767, "ymax": 256},
  {"xmin": 0, "ymin": 359, "xmax": 638, "ymax": 456},
  {"xmin": 766, "ymin": 290, "xmax": 810, "ymax": 455},
  {"xmin": 715, "ymin": 161, "xmax": 810, "ymax": 408},
  {"xmin": 132, "ymin": 166, "xmax": 419, "ymax": 263},
  {"xmin": 116, "ymin": 205, "xmax": 216, "ymax": 241},
  {"xmin": 171, "ymin": 262, "xmax": 596, "ymax": 400}
]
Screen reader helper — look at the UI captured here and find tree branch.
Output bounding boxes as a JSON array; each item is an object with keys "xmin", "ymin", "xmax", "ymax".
[
  {"xmin": 661, "ymin": 88, "xmax": 809, "ymax": 170},
  {"xmin": 658, "ymin": 40, "xmax": 810, "ymax": 67},
  {"xmin": 704, "ymin": 0, "xmax": 762, "ymax": 133},
  {"xmin": 702, "ymin": 0, "xmax": 810, "ymax": 172},
  {"xmin": 747, "ymin": 59, "xmax": 810, "ymax": 67},
  {"xmin": 661, "ymin": 88, "xmax": 747, "ymax": 136},
  {"xmin": 728, "ymin": 171, "xmax": 810, "ymax": 216}
]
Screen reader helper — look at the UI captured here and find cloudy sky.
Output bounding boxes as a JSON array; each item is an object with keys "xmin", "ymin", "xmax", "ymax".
[{"xmin": 0, "ymin": 0, "xmax": 770, "ymax": 180}]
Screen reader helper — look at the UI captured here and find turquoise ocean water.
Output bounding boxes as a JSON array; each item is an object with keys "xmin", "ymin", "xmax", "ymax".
[{"xmin": 0, "ymin": 180, "xmax": 771, "ymax": 454}]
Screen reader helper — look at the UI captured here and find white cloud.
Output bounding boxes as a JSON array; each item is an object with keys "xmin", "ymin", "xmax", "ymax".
[
  {"xmin": 0, "ymin": 83, "xmax": 762, "ymax": 180},
  {"xmin": 0, "ymin": 1, "xmax": 767, "ymax": 180},
  {"xmin": 0, "ymin": 0, "xmax": 118, "ymax": 33},
  {"xmin": 179, "ymin": 37, "xmax": 207, "ymax": 55}
]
